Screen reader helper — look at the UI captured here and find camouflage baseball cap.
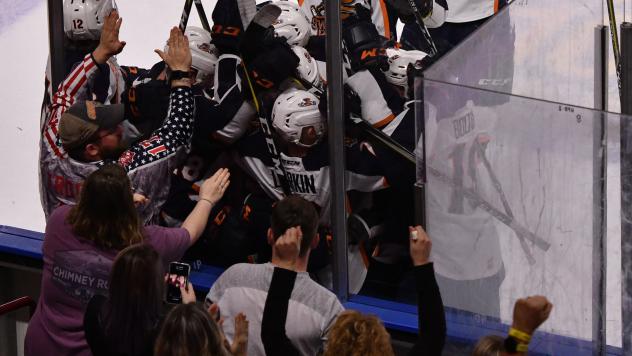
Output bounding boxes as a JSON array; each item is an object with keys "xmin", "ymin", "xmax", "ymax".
[{"xmin": 59, "ymin": 100, "xmax": 125, "ymax": 150}]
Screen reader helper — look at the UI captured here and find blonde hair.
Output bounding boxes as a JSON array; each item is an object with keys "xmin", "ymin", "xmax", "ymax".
[
  {"xmin": 324, "ymin": 311, "xmax": 394, "ymax": 356},
  {"xmin": 473, "ymin": 335, "xmax": 504, "ymax": 356}
]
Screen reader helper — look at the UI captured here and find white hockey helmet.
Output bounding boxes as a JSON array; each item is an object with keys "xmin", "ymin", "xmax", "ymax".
[
  {"xmin": 384, "ymin": 48, "xmax": 427, "ymax": 95},
  {"xmin": 291, "ymin": 46, "xmax": 324, "ymax": 93},
  {"xmin": 272, "ymin": 88, "xmax": 326, "ymax": 147},
  {"xmin": 165, "ymin": 27, "xmax": 218, "ymax": 84},
  {"xmin": 272, "ymin": 1, "xmax": 311, "ymax": 47},
  {"xmin": 63, "ymin": 0, "xmax": 117, "ymax": 41}
]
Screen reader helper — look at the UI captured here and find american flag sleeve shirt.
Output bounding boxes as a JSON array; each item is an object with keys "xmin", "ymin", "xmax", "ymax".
[
  {"xmin": 40, "ymin": 54, "xmax": 103, "ymax": 219},
  {"xmin": 120, "ymin": 86, "xmax": 195, "ymax": 224},
  {"xmin": 40, "ymin": 53, "xmax": 195, "ymax": 223}
]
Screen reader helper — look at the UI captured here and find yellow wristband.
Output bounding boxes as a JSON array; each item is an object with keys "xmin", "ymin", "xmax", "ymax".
[
  {"xmin": 509, "ymin": 328, "xmax": 532, "ymax": 343},
  {"xmin": 516, "ymin": 343, "xmax": 529, "ymax": 353}
]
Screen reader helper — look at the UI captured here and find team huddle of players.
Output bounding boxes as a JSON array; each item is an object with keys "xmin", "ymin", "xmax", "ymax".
[{"xmin": 41, "ymin": 0, "xmax": 513, "ymax": 298}]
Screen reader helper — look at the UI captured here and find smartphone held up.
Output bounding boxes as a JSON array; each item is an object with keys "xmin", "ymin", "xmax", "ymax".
[{"xmin": 166, "ymin": 262, "xmax": 191, "ymax": 304}]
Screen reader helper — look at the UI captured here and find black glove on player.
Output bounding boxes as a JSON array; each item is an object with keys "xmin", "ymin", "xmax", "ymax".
[
  {"xmin": 211, "ymin": 0, "xmax": 244, "ymax": 55},
  {"xmin": 244, "ymin": 36, "xmax": 300, "ymax": 92},
  {"xmin": 342, "ymin": 5, "xmax": 388, "ymax": 72}
]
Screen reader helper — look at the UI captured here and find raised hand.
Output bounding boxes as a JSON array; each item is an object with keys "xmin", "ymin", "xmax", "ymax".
[
  {"xmin": 231, "ymin": 313, "xmax": 249, "ymax": 356},
  {"xmin": 409, "ymin": 225, "xmax": 432, "ymax": 266},
  {"xmin": 155, "ymin": 27, "xmax": 192, "ymax": 72},
  {"xmin": 207, "ymin": 302, "xmax": 220, "ymax": 320},
  {"xmin": 133, "ymin": 193, "xmax": 149, "ymax": 207},
  {"xmin": 179, "ymin": 281, "xmax": 197, "ymax": 304},
  {"xmin": 274, "ymin": 227, "xmax": 303, "ymax": 270},
  {"xmin": 512, "ymin": 296, "xmax": 553, "ymax": 335},
  {"xmin": 198, "ymin": 168, "xmax": 230, "ymax": 206},
  {"xmin": 93, "ymin": 10, "xmax": 126, "ymax": 64}
]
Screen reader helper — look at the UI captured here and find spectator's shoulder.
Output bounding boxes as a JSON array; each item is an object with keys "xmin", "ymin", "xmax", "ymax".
[
  {"xmin": 208, "ymin": 263, "xmax": 269, "ymax": 301},
  {"xmin": 223, "ymin": 262, "xmax": 261, "ymax": 276},
  {"xmin": 49, "ymin": 205, "xmax": 73, "ymax": 225},
  {"xmin": 294, "ymin": 273, "xmax": 344, "ymax": 312},
  {"xmin": 213, "ymin": 263, "xmax": 267, "ymax": 287}
]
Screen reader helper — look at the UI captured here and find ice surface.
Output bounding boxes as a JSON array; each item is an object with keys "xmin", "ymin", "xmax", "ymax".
[
  {"xmin": 0, "ymin": 0, "xmax": 629, "ymax": 350},
  {"xmin": 0, "ymin": 0, "xmax": 213, "ymax": 232}
]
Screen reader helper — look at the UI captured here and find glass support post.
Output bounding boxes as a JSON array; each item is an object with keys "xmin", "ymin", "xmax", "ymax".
[
  {"xmin": 47, "ymin": 0, "xmax": 66, "ymax": 91},
  {"xmin": 325, "ymin": 0, "xmax": 349, "ymax": 302}
]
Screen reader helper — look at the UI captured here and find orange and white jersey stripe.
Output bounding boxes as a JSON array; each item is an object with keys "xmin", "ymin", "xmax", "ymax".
[{"xmin": 297, "ymin": 0, "xmax": 391, "ymax": 39}]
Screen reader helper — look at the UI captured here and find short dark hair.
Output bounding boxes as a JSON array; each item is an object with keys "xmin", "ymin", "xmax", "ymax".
[{"xmin": 270, "ymin": 195, "xmax": 319, "ymax": 257}]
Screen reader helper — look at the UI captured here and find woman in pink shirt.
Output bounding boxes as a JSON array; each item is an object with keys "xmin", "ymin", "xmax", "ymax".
[{"xmin": 24, "ymin": 163, "xmax": 230, "ymax": 356}]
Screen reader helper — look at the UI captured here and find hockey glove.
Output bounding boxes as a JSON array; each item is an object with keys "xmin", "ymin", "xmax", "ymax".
[
  {"xmin": 343, "ymin": 84, "xmax": 362, "ymax": 119},
  {"xmin": 415, "ymin": 0, "xmax": 434, "ymax": 18},
  {"xmin": 341, "ymin": 1, "xmax": 372, "ymax": 21},
  {"xmin": 211, "ymin": 0, "xmax": 244, "ymax": 55},
  {"xmin": 393, "ymin": 0, "xmax": 447, "ymax": 26},
  {"xmin": 245, "ymin": 37, "xmax": 299, "ymax": 92},
  {"xmin": 342, "ymin": 7, "xmax": 388, "ymax": 72},
  {"xmin": 122, "ymin": 61, "xmax": 170, "ymax": 136},
  {"xmin": 317, "ymin": 84, "xmax": 363, "ymax": 122}
]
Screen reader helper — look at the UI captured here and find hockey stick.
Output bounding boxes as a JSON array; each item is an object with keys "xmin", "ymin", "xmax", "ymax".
[
  {"xmin": 239, "ymin": 4, "xmax": 293, "ymax": 195},
  {"xmin": 193, "ymin": 0, "xmax": 212, "ymax": 32},
  {"xmin": 406, "ymin": 0, "xmax": 438, "ymax": 57},
  {"xmin": 606, "ymin": 0, "xmax": 622, "ymax": 97},
  {"xmin": 179, "ymin": 0, "xmax": 195, "ymax": 32},
  {"xmin": 428, "ymin": 164, "xmax": 550, "ymax": 251},
  {"xmin": 474, "ymin": 141, "xmax": 536, "ymax": 264},
  {"xmin": 235, "ymin": 0, "xmax": 258, "ymax": 31},
  {"xmin": 354, "ymin": 115, "xmax": 551, "ymax": 251}
]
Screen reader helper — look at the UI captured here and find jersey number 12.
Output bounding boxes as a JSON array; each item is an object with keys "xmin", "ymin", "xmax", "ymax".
[{"xmin": 73, "ymin": 19, "xmax": 84, "ymax": 30}]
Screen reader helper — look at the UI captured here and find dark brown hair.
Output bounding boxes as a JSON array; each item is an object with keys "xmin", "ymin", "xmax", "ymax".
[
  {"xmin": 324, "ymin": 310, "xmax": 394, "ymax": 356},
  {"xmin": 102, "ymin": 244, "xmax": 165, "ymax": 355},
  {"xmin": 473, "ymin": 335, "xmax": 505, "ymax": 356},
  {"xmin": 271, "ymin": 195, "xmax": 319, "ymax": 256},
  {"xmin": 154, "ymin": 303, "xmax": 229, "ymax": 356},
  {"xmin": 67, "ymin": 163, "xmax": 143, "ymax": 250}
]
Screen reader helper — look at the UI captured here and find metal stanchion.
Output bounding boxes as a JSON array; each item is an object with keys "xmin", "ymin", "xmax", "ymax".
[
  {"xmin": 592, "ymin": 25, "xmax": 608, "ymax": 356},
  {"xmin": 620, "ymin": 21, "xmax": 632, "ymax": 356},
  {"xmin": 47, "ymin": 0, "xmax": 66, "ymax": 91},
  {"xmin": 325, "ymin": 0, "xmax": 349, "ymax": 301}
]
